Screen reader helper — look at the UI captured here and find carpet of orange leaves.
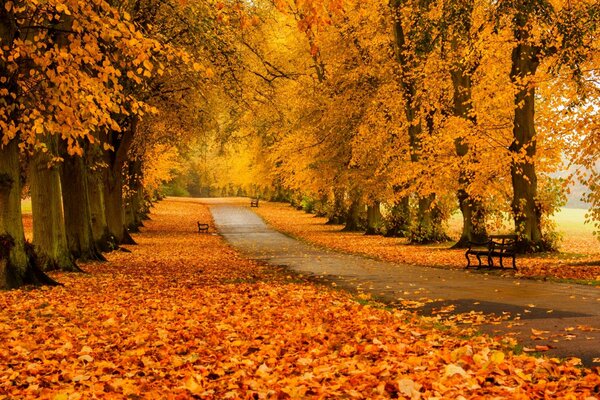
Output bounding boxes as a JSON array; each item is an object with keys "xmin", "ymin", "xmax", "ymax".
[
  {"xmin": 2, "ymin": 198, "xmax": 600, "ymax": 399},
  {"xmin": 254, "ymin": 202, "xmax": 600, "ymax": 282}
]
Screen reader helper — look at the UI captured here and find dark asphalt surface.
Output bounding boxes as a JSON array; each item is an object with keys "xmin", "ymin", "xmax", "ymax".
[{"xmin": 206, "ymin": 200, "xmax": 600, "ymax": 366}]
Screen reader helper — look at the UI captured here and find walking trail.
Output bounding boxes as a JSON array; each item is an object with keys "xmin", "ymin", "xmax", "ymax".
[{"xmin": 205, "ymin": 199, "xmax": 600, "ymax": 366}]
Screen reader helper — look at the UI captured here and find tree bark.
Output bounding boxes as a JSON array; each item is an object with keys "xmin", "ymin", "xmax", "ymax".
[
  {"xmin": 391, "ymin": 0, "xmax": 447, "ymax": 243},
  {"xmin": 0, "ymin": 13, "xmax": 57, "ymax": 288},
  {"xmin": 124, "ymin": 160, "xmax": 145, "ymax": 232},
  {"xmin": 0, "ymin": 140, "xmax": 58, "ymax": 289},
  {"xmin": 510, "ymin": 9, "xmax": 544, "ymax": 252},
  {"xmin": 103, "ymin": 160, "xmax": 135, "ymax": 244},
  {"xmin": 87, "ymin": 170, "xmax": 115, "ymax": 252},
  {"xmin": 449, "ymin": 54, "xmax": 487, "ymax": 248},
  {"xmin": 29, "ymin": 136, "xmax": 80, "ymax": 272},
  {"xmin": 103, "ymin": 118, "xmax": 137, "ymax": 245},
  {"xmin": 326, "ymin": 187, "xmax": 346, "ymax": 225},
  {"xmin": 365, "ymin": 201, "xmax": 383, "ymax": 235},
  {"xmin": 60, "ymin": 153, "xmax": 106, "ymax": 261},
  {"xmin": 343, "ymin": 190, "xmax": 363, "ymax": 231}
]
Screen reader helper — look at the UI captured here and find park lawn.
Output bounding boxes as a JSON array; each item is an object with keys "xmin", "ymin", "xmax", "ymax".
[
  {"xmin": 3, "ymin": 198, "xmax": 600, "ymax": 399},
  {"xmin": 254, "ymin": 201, "xmax": 600, "ymax": 283}
]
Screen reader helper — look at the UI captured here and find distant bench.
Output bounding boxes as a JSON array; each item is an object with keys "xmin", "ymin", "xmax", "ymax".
[
  {"xmin": 197, "ymin": 222, "xmax": 209, "ymax": 233},
  {"xmin": 250, "ymin": 198, "xmax": 259, "ymax": 207},
  {"xmin": 465, "ymin": 234, "xmax": 517, "ymax": 270}
]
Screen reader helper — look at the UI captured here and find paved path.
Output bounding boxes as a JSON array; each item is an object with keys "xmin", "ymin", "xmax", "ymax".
[{"xmin": 208, "ymin": 201, "xmax": 600, "ymax": 365}]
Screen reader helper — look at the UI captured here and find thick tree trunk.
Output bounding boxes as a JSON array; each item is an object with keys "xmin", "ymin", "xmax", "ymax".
[
  {"xmin": 326, "ymin": 188, "xmax": 346, "ymax": 225},
  {"xmin": 29, "ymin": 137, "xmax": 80, "ymax": 272},
  {"xmin": 453, "ymin": 189, "xmax": 487, "ymax": 248},
  {"xmin": 450, "ymin": 58, "xmax": 487, "ymax": 248},
  {"xmin": 103, "ymin": 119, "xmax": 137, "ymax": 246},
  {"xmin": 60, "ymin": 154, "xmax": 106, "ymax": 261},
  {"xmin": 87, "ymin": 172, "xmax": 114, "ymax": 252},
  {"xmin": 343, "ymin": 191, "xmax": 363, "ymax": 231},
  {"xmin": 365, "ymin": 201, "xmax": 383, "ymax": 235},
  {"xmin": 510, "ymin": 13, "xmax": 544, "ymax": 252},
  {"xmin": 103, "ymin": 162, "xmax": 135, "ymax": 244},
  {"xmin": 0, "ymin": 140, "xmax": 58, "ymax": 289},
  {"xmin": 126, "ymin": 189, "xmax": 146, "ymax": 231}
]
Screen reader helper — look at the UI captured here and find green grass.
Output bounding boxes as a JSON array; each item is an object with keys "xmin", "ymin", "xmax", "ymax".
[{"xmin": 552, "ymin": 208, "xmax": 595, "ymax": 235}]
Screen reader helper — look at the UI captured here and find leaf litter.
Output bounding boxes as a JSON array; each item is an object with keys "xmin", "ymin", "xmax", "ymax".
[{"xmin": 1, "ymin": 199, "xmax": 599, "ymax": 399}]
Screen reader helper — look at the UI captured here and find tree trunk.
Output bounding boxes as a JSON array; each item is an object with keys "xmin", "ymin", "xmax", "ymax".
[
  {"xmin": 124, "ymin": 160, "xmax": 144, "ymax": 232},
  {"xmin": 365, "ymin": 201, "xmax": 383, "ymax": 235},
  {"xmin": 313, "ymin": 192, "xmax": 329, "ymax": 217},
  {"xmin": 0, "ymin": 140, "xmax": 58, "ymax": 289},
  {"xmin": 453, "ymin": 189, "xmax": 487, "ymax": 247},
  {"xmin": 392, "ymin": 2, "xmax": 447, "ymax": 243},
  {"xmin": 385, "ymin": 196, "xmax": 411, "ymax": 237},
  {"xmin": 103, "ymin": 119, "xmax": 137, "ymax": 246},
  {"xmin": 103, "ymin": 161, "xmax": 135, "ymax": 244},
  {"xmin": 510, "ymin": 11, "xmax": 543, "ymax": 252},
  {"xmin": 343, "ymin": 190, "xmax": 363, "ymax": 231},
  {"xmin": 60, "ymin": 153, "xmax": 105, "ymax": 261},
  {"xmin": 449, "ymin": 51, "xmax": 487, "ymax": 248},
  {"xmin": 29, "ymin": 136, "xmax": 80, "ymax": 272},
  {"xmin": 0, "ymin": 13, "xmax": 57, "ymax": 288},
  {"xmin": 326, "ymin": 188, "xmax": 346, "ymax": 225},
  {"xmin": 87, "ymin": 172, "xmax": 115, "ymax": 252}
]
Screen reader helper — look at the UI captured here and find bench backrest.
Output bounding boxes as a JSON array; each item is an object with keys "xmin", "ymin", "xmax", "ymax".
[{"xmin": 489, "ymin": 235, "xmax": 517, "ymax": 252}]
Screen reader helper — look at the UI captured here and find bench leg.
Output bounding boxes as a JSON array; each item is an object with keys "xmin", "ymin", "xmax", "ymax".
[
  {"xmin": 487, "ymin": 255, "xmax": 493, "ymax": 268},
  {"xmin": 499, "ymin": 256, "xmax": 504, "ymax": 268},
  {"xmin": 465, "ymin": 253, "xmax": 471, "ymax": 268}
]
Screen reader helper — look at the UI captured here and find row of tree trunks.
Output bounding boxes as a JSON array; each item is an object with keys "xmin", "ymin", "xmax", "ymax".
[
  {"xmin": 0, "ymin": 13, "xmax": 58, "ymax": 289},
  {"xmin": 0, "ymin": 140, "xmax": 58, "ymax": 289},
  {"xmin": 1, "ymin": 120, "xmax": 148, "ymax": 289}
]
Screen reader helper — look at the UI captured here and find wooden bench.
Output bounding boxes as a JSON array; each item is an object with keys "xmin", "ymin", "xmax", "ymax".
[
  {"xmin": 250, "ymin": 198, "xmax": 259, "ymax": 207},
  {"xmin": 465, "ymin": 234, "xmax": 517, "ymax": 270},
  {"xmin": 197, "ymin": 222, "xmax": 209, "ymax": 233}
]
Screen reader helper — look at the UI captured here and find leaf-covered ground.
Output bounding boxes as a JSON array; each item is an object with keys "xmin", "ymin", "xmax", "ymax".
[
  {"xmin": 254, "ymin": 201, "xmax": 600, "ymax": 283},
  {"xmin": 3, "ymin": 198, "xmax": 600, "ymax": 399}
]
